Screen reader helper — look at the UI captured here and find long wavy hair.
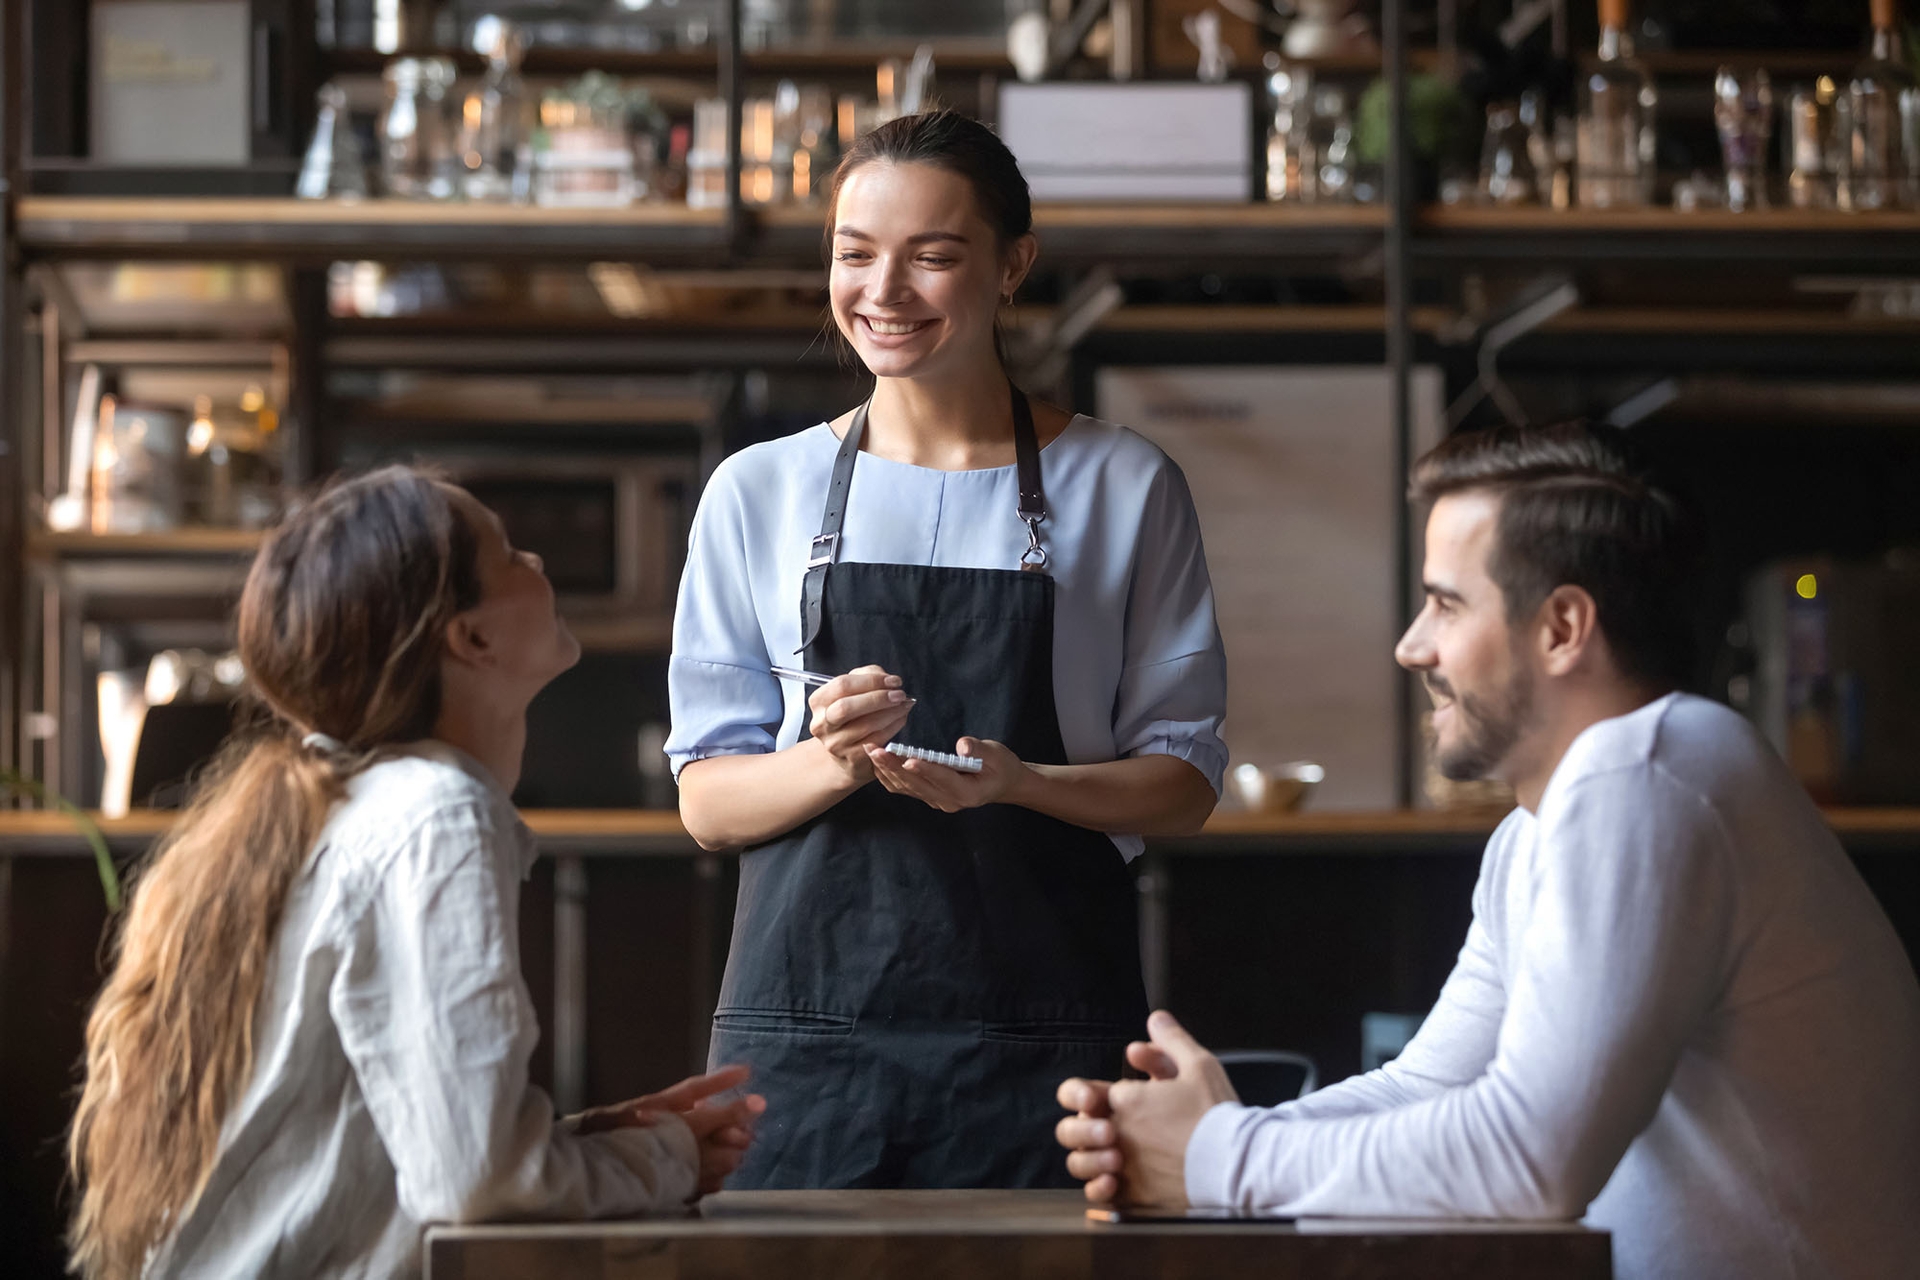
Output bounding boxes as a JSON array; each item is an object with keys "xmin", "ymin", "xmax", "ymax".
[{"xmin": 67, "ymin": 466, "xmax": 482, "ymax": 1280}]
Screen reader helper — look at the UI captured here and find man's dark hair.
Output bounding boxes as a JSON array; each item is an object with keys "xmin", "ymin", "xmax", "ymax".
[{"xmin": 1410, "ymin": 422, "xmax": 1699, "ymax": 689}]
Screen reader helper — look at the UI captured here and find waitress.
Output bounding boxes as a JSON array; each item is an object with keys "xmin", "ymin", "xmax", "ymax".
[{"xmin": 666, "ymin": 109, "xmax": 1227, "ymax": 1189}]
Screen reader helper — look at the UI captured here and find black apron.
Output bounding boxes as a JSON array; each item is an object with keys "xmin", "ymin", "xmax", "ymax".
[{"xmin": 709, "ymin": 387, "xmax": 1147, "ymax": 1189}]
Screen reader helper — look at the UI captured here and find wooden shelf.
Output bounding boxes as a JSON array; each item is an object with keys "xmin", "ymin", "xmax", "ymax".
[
  {"xmin": 1537, "ymin": 307, "xmax": 1920, "ymax": 336},
  {"xmin": 17, "ymin": 197, "xmax": 1389, "ymax": 267},
  {"xmin": 1422, "ymin": 207, "xmax": 1920, "ymax": 233},
  {"xmin": 6, "ymin": 807, "xmax": 1917, "ymax": 857},
  {"xmin": 327, "ymin": 302, "xmax": 1920, "ymax": 341},
  {"xmin": 16, "ymin": 197, "xmax": 731, "ymax": 263},
  {"xmin": 317, "ymin": 41, "xmax": 1442, "ymax": 79},
  {"xmin": 756, "ymin": 201, "xmax": 1390, "ymax": 265},
  {"xmin": 758, "ymin": 202, "xmax": 1390, "ymax": 230},
  {"xmin": 1417, "ymin": 206, "xmax": 1920, "ymax": 267},
  {"xmin": 27, "ymin": 528, "xmax": 267, "ymax": 558},
  {"xmin": 26, "ymin": 195, "xmax": 1920, "ymax": 270},
  {"xmin": 319, "ymin": 39, "xmax": 1015, "ymax": 78},
  {"xmin": 1584, "ymin": 49, "xmax": 1859, "ymax": 77},
  {"xmin": 1198, "ymin": 808, "xmax": 1505, "ymax": 837}
]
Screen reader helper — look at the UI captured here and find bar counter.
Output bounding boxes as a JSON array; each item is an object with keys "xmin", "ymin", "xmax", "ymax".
[{"xmin": 423, "ymin": 1189, "xmax": 1611, "ymax": 1280}]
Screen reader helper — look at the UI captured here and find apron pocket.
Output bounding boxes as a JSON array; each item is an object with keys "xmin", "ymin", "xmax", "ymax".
[
  {"xmin": 714, "ymin": 1007, "xmax": 857, "ymax": 1038},
  {"xmin": 981, "ymin": 1019, "xmax": 1137, "ymax": 1045}
]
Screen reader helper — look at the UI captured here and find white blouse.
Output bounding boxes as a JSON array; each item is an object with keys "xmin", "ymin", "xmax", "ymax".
[
  {"xmin": 148, "ymin": 744, "xmax": 698, "ymax": 1280},
  {"xmin": 665, "ymin": 414, "xmax": 1229, "ymax": 859}
]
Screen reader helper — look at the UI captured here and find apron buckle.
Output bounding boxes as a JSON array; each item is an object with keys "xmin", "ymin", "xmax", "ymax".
[
  {"xmin": 1020, "ymin": 514, "xmax": 1048, "ymax": 571},
  {"xmin": 808, "ymin": 531, "xmax": 841, "ymax": 569}
]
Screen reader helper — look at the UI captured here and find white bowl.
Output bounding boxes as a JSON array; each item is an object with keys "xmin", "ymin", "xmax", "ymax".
[{"xmin": 1226, "ymin": 761, "xmax": 1325, "ymax": 813}]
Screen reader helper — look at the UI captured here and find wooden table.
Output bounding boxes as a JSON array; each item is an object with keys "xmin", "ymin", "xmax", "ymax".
[{"xmin": 424, "ymin": 1189, "xmax": 1610, "ymax": 1279}]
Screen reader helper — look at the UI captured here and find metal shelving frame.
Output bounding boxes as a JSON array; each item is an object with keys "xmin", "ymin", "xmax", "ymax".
[
  {"xmin": 6, "ymin": 0, "xmax": 1920, "ymax": 1159},
  {"xmin": 11, "ymin": 0, "xmax": 1920, "ymax": 1074},
  {"xmin": 1, "ymin": 0, "xmax": 21, "ymax": 786},
  {"xmin": 13, "ymin": 0, "xmax": 1920, "ymax": 800}
]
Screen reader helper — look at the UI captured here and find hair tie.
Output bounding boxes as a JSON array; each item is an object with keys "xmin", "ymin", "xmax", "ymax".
[{"xmin": 301, "ymin": 731, "xmax": 345, "ymax": 755}]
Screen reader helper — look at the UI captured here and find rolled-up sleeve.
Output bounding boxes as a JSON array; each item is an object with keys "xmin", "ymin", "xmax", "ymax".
[
  {"xmin": 1114, "ymin": 458, "xmax": 1229, "ymax": 795},
  {"xmin": 666, "ymin": 460, "xmax": 783, "ymax": 777}
]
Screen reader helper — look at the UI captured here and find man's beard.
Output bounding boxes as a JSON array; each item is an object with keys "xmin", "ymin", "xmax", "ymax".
[{"xmin": 1427, "ymin": 663, "xmax": 1534, "ymax": 782}]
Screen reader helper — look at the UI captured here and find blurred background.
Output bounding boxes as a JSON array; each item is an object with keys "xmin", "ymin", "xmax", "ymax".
[{"xmin": 2, "ymin": 1, "xmax": 1919, "ymax": 1273}]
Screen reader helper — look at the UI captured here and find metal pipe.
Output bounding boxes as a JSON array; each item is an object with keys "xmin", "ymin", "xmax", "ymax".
[
  {"xmin": 552, "ymin": 854, "xmax": 589, "ymax": 1116},
  {"xmin": 721, "ymin": 0, "xmax": 744, "ymax": 260},
  {"xmin": 1110, "ymin": 0, "xmax": 1144, "ymax": 82},
  {"xmin": 1384, "ymin": 0, "xmax": 1417, "ymax": 809},
  {"xmin": 0, "ymin": 0, "xmax": 21, "ymax": 778},
  {"xmin": 1137, "ymin": 853, "xmax": 1170, "ymax": 1011},
  {"xmin": 689, "ymin": 853, "xmax": 721, "ymax": 1073}
]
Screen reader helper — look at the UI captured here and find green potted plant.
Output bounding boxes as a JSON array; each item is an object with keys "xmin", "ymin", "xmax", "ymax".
[
  {"xmin": 0, "ymin": 770, "xmax": 123, "ymax": 911},
  {"xmin": 1355, "ymin": 71, "xmax": 1477, "ymax": 202}
]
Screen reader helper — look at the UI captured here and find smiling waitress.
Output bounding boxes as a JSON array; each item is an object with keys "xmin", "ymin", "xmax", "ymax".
[{"xmin": 665, "ymin": 109, "xmax": 1227, "ymax": 1189}]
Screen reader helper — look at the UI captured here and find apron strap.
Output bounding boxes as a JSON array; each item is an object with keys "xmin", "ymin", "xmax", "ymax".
[
  {"xmin": 797, "ymin": 387, "xmax": 1051, "ymax": 652},
  {"xmin": 1009, "ymin": 386, "xmax": 1049, "ymax": 572},
  {"xmin": 798, "ymin": 400, "xmax": 869, "ymax": 654}
]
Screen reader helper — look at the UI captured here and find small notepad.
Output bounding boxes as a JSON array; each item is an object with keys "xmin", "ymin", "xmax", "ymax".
[{"xmin": 884, "ymin": 743, "xmax": 985, "ymax": 773}]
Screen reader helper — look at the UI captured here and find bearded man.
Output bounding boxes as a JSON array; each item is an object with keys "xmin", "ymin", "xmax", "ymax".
[{"xmin": 1056, "ymin": 423, "xmax": 1920, "ymax": 1280}]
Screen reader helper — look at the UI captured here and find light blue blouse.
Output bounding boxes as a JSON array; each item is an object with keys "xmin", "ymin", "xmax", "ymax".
[{"xmin": 664, "ymin": 414, "xmax": 1229, "ymax": 860}]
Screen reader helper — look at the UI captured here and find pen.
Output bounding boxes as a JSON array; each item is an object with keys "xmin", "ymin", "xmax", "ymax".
[{"xmin": 770, "ymin": 665, "xmax": 837, "ymax": 687}]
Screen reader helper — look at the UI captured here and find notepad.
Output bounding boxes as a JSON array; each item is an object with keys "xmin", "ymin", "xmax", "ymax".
[{"xmin": 883, "ymin": 743, "xmax": 985, "ymax": 773}]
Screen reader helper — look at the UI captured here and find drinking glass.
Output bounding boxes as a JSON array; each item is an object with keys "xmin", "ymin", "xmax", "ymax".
[
  {"xmin": 1307, "ymin": 86, "xmax": 1355, "ymax": 202},
  {"xmin": 459, "ymin": 17, "xmax": 531, "ymax": 203},
  {"xmin": 296, "ymin": 81, "xmax": 369, "ymax": 200},
  {"xmin": 1264, "ymin": 58, "xmax": 1312, "ymax": 202},
  {"xmin": 1478, "ymin": 102, "xmax": 1540, "ymax": 205},
  {"xmin": 1902, "ymin": 88, "xmax": 1920, "ymax": 207},
  {"xmin": 379, "ymin": 57, "xmax": 458, "ymax": 199},
  {"xmin": 1785, "ymin": 84, "xmax": 1842, "ymax": 210},
  {"xmin": 1714, "ymin": 66, "xmax": 1773, "ymax": 212}
]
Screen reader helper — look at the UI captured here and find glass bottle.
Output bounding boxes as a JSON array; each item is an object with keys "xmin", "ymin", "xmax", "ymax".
[
  {"xmin": 686, "ymin": 98, "xmax": 730, "ymax": 210},
  {"xmin": 1263, "ymin": 56, "xmax": 1312, "ymax": 202},
  {"xmin": 1478, "ymin": 102, "xmax": 1540, "ymax": 205},
  {"xmin": 296, "ymin": 81, "xmax": 370, "ymax": 200},
  {"xmin": 461, "ymin": 16, "xmax": 531, "ymax": 202},
  {"xmin": 1787, "ymin": 80, "xmax": 1843, "ymax": 209},
  {"xmin": 379, "ymin": 57, "xmax": 458, "ymax": 200},
  {"xmin": 792, "ymin": 85, "xmax": 837, "ymax": 203},
  {"xmin": 1307, "ymin": 86, "xmax": 1355, "ymax": 202},
  {"xmin": 1845, "ymin": 0, "xmax": 1918, "ymax": 210},
  {"xmin": 1713, "ymin": 67, "xmax": 1773, "ymax": 212},
  {"xmin": 1576, "ymin": 0, "xmax": 1658, "ymax": 208}
]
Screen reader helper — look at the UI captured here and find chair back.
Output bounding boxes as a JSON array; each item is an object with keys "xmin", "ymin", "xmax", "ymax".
[{"xmin": 1214, "ymin": 1050, "xmax": 1319, "ymax": 1106}]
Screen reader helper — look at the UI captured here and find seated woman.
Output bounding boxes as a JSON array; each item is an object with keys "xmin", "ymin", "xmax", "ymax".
[{"xmin": 67, "ymin": 467, "xmax": 762, "ymax": 1280}]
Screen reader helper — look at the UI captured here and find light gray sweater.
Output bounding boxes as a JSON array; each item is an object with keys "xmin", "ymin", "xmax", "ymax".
[{"xmin": 1187, "ymin": 693, "xmax": 1920, "ymax": 1280}]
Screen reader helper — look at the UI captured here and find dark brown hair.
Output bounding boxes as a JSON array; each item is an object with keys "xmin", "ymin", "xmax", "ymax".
[
  {"xmin": 823, "ymin": 109, "xmax": 1034, "ymax": 369},
  {"xmin": 824, "ymin": 108, "xmax": 1033, "ymax": 254},
  {"xmin": 69, "ymin": 465, "xmax": 481, "ymax": 1280},
  {"xmin": 1410, "ymin": 422, "xmax": 1699, "ymax": 689}
]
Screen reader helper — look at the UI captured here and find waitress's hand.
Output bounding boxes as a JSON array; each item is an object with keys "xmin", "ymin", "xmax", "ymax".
[
  {"xmin": 808, "ymin": 664, "xmax": 915, "ymax": 787},
  {"xmin": 863, "ymin": 737, "xmax": 1025, "ymax": 812}
]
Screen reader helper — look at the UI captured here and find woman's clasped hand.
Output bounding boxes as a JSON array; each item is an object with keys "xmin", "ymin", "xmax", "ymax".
[{"xmin": 569, "ymin": 1064, "xmax": 766, "ymax": 1198}]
